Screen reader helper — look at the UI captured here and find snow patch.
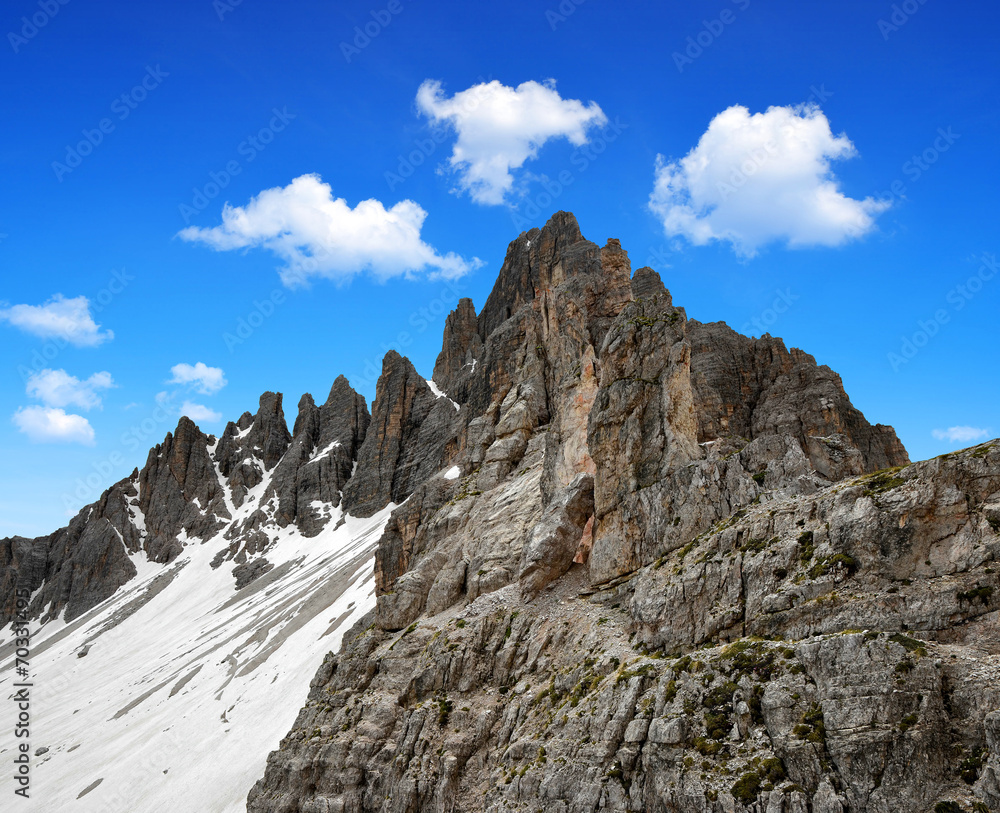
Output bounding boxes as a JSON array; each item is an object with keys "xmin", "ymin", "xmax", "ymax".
[
  {"xmin": 0, "ymin": 504, "xmax": 395, "ymax": 813},
  {"xmin": 425, "ymin": 379, "xmax": 460, "ymax": 411},
  {"xmin": 310, "ymin": 440, "xmax": 342, "ymax": 464}
]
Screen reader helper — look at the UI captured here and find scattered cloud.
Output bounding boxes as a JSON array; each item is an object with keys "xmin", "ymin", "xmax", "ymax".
[
  {"xmin": 0, "ymin": 294, "xmax": 114, "ymax": 346},
  {"xmin": 177, "ymin": 174, "xmax": 480, "ymax": 285},
  {"xmin": 932, "ymin": 426, "xmax": 991, "ymax": 444},
  {"xmin": 416, "ymin": 78, "xmax": 608, "ymax": 205},
  {"xmin": 169, "ymin": 362, "xmax": 227, "ymax": 395},
  {"xmin": 181, "ymin": 401, "xmax": 223, "ymax": 424},
  {"xmin": 26, "ymin": 369, "xmax": 114, "ymax": 410},
  {"xmin": 649, "ymin": 104, "xmax": 890, "ymax": 257},
  {"xmin": 12, "ymin": 406, "xmax": 95, "ymax": 445}
]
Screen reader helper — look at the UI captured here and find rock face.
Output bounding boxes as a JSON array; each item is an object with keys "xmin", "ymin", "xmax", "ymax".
[
  {"xmin": 519, "ymin": 472, "xmax": 595, "ymax": 598},
  {"xmin": 342, "ymin": 351, "xmax": 460, "ymax": 517},
  {"xmin": 246, "ymin": 214, "xmax": 999, "ymax": 813},
  {"xmin": 268, "ymin": 376, "xmax": 371, "ymax": 536},
  {"xmin": 432, "ymin": 297, "xmax": 481, "ymax": 397},
  {"xmin": 687, "ymin": 320, "xmax": 909, "ymax": 478}
]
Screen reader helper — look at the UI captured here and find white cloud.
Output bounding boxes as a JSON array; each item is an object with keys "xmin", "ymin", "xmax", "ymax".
[
  {"xmin": 12, "ymin": 406, "xmax": 95, "ymax": 445},
  {"xmin": 168, "ymin": 362, "xmax": 227, "ymax": 395},
  {"xmin": 26, "ymin": 369, "xmax": 114, "ymax": 410},
  {"xmin": 177, "ymin": 174, "xmax": 480, "ymax": 285},
  {"xmin": 416, "ymin": 78, "xmax": 608, "ymax": 205},
  {"xmin": 181, "ymin": 401, "xmax": 222, "ymax": 424},
  {"xmin": 649, "ymin": 104, "xmax": 890, "ymax": 257},
  {"xmin": 932, "ymin": 426, "xmax": 991, "ymax": 444},
  {"xmin": 0, "ymin": 294, "xmax": 113, "ymax": 346}
]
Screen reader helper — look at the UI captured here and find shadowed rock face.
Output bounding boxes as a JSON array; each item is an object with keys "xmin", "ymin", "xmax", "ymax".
[
  {"xmin": 268, "ymin": 376, "xmax": 371, "ymax": 536},
  {"xmin": 342, "ymin": 351, "xmax": 461, "ymax": 518},
  {"xmin": 686, "ymin": 320, "xmax": 909, "ymax": 477},
  {"xmin": 215, "ymin": 391, "xmax": 293, "ymax": 509},
  {"xmin": 433, "ymin": 297, "xmax": 481, "ymax": 398}
]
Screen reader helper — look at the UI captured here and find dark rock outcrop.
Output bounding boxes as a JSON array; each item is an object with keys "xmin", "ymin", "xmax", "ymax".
[
  {"xmin": 138, "ymin": 416, "xmax": 230, "ymax": 562},
  {"xmin": 268, "ymin": 377, "xmax": 371, "ymax": 535},
  {"xmin": 0, "ymin": 486, "xmax": 139, "ymax": 624},
  {"xmin": 687, "ymin": 320, "xmax": 909, "ymax": 477},
  {"xmin": 432, "ymin": 297, "xmax": 481, "ymax": 398},
  {"xmin": 342, "ymin": 352, "xmax": 460, "ymax": 517},
  {"xmin": 215, "ymin": 392, "xmax": 292, "ymax": 509}
]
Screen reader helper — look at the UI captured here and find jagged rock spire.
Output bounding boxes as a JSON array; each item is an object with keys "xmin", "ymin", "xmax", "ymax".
[{"xmin": 342, "ymin": 352, "xmax": 459, "ymax": 517}]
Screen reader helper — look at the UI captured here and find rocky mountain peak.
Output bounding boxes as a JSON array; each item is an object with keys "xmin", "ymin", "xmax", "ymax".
[
  {"xmin": 243, "ymin": 214, "xmax": 1000, "ymax": 813},
  {"xmin": 0, "ymin": 375, "xmax": 376, "ymax": 624},
  {"xmin": 263, "ymin": 376, "xmax": 372, "ymax": 536},
  {"xmin": 476, "ymin": 210, "xmax": 596, "ymax": 341},
  {"xmin": 4, "ymin": 213, "xmax": 998, "ymax": 813},
  {"xmin": 432, "ymin": 297, "xmax": 481, "ymax": 397},
  {"xmin": 342, "ymin": 351, "xmax": 459, "ymax": 518}
]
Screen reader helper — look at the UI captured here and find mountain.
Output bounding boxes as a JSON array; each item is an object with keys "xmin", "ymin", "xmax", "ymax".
[
  {"xmin": 0, "ymin": 379, "xmax": 385, "ymax": 811},
  {"xmin": 3, "ymin": 212, "xmax": 999, "ymax": 813}
]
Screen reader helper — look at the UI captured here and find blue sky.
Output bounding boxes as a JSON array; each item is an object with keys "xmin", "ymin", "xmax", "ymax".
[{"xmin": 1, "ymin": 0, "xmax": 997, "ymax": 536}]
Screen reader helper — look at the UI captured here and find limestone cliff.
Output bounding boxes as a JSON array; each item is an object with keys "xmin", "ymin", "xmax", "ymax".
[{"xmin": 245, "ymin": 214, "xmax": 997, "ymax": 813}]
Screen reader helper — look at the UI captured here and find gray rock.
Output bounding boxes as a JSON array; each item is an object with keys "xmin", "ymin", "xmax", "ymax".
[
  {"xmin": 519, "ymin": 473, "xmax": 594, "ymax": 598},
  {"xmin": 342, "ymin": 351, "xmax": 460, "ymax": 517},
  {"xmin": 232, "ymin": 557, "xmax": 274, "ymax": 590},
  {"xmin": 268, "ymin": 376, "xmax": 370, "ymax": 536}
]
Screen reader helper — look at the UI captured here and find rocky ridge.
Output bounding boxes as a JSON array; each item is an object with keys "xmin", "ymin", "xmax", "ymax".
[{"xmin": 0, "ymin": 378, "xmax": 372, "ymax": 626}]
